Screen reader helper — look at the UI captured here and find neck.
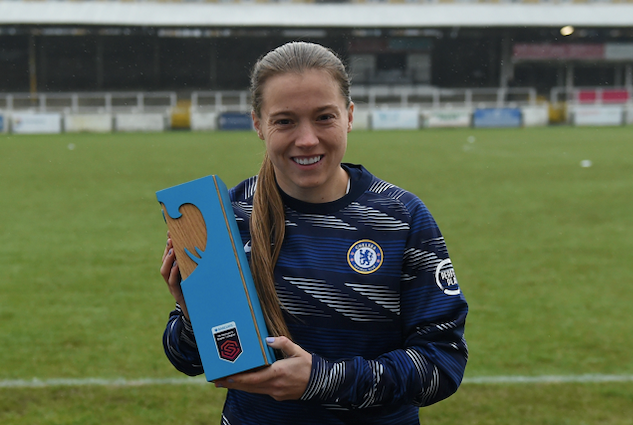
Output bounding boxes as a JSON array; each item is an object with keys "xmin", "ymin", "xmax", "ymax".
[{"xmin": 280, "ymin": 167, "xmax": 350, "ymax": 204}]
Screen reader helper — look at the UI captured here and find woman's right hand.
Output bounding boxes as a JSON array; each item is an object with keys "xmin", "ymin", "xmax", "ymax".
[{"xmin": 160, "ymin": 233, "xmax": 190, "ymax": 320}]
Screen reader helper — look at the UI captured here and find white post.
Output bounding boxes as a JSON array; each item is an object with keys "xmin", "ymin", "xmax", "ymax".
[
  {"xmin": 240, "ymin": 92, "xmax": 248, "ymax": 112},
  {"xmin": 566, "ymin": 64, "xmax": 575, "ymax": 102},
  {"xmin": 191, "ymin": 92, "xmax": 199, "ymax": 111},
  {"xmin": 137, "ymin": 93, "xmax": 144, "ymax": 112}
]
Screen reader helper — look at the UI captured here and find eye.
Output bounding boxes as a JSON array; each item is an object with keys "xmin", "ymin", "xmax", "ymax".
[
  {"xmin": 274, "ymin": 118, "xmax": 293, "ymax": 126},
  {"xmin": 317, "ymin": 114, "xmax": 335, "ymax": 122}
]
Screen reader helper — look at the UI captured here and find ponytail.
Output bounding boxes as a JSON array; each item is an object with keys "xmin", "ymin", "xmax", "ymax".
[
  {"xmin": 249, "ymin": 152, "xmax": 291, "ymax": 338},
  {"xmin": 248, "ymin": 41, "xmax": 352, "ymax": 339}
]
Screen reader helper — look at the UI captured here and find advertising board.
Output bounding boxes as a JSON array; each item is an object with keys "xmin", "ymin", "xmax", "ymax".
[
  {"xmin": 573, "ymin": 105, "xmax": 623, "ymax": 126},
  {"xmin": 65, "ymin": 114, "xmax": 113, "ymax": 133},
  {"xmin": 371, "ymin": 108, "xmax": 419, "ymax": 130},
  {"xmin": 12, "ymin": 113, "xmax": 62, "ymax": 134},
  {"xmin": 115, "ymin": 113, "xmax": 165, "ymax": 132},
  {"xmin": 423, "ymin": 109, "xmax": 471, "ymax": 128},
  {"xmin": 218, "ymin": 112, "xmax": 253, "ymax": 131},
  {"xmin": 191, "ymin": 112, "xmax": 218, "ymax": 131},
  {"xmin": 351, "ymin": 109, "xmax": 370, "ymax": 130},
  {"xmin": 473, "ymin": 108, "xmax": 521, "ymax": 128},
  {"xmin": 521, "ymin": 106, "xmax": 549, "ymax": 127}
]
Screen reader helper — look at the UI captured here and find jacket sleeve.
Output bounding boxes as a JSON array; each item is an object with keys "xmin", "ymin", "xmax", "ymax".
[
  {"xmin": 162, "ymin": 303, "xmax": 204, "ymax": 377},
  {"xmin": 300, "ymin": 200, "xmax": 468, "ymax": 409}
]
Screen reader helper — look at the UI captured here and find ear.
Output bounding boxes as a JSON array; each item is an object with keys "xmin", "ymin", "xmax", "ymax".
[
  {"xmin": 347, "ymin": 102, "xmax": 354, "ymax": 133},
  {"xmin": 252, "ymin": 111, "xmax": 264, "ymax": 140}
]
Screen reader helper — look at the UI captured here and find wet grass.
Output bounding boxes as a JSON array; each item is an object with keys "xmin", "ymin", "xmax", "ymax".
[{"xmin": 1, "ymin": 126, "xmax": 632, "ymax": 424}]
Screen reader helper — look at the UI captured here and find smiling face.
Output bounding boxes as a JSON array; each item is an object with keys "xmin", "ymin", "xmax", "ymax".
[{"xmin": 252, "ymin": 69, "xmax": 354, "ymax": 204}]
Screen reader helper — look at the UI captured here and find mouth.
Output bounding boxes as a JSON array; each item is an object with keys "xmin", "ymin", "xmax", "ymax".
[{"xmin": 292, "ymin": 155, "xmax": 322, "ymax": 166}]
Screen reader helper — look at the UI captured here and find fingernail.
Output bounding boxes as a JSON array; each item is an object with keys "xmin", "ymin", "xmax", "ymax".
[
  {"xmin": 266, "ymin": 337, "xmax": 275, "ymax": 344},
  {"xmin": 168, "ymin": 248, "xmax": 173, "ymax": 255},
  {"xmin": 227, "ymin": 378, "xmax": 234, "ymax": 383},
  {"xmin": 215, "ymin": 383, "xmax": 223, "ymax": 388}
]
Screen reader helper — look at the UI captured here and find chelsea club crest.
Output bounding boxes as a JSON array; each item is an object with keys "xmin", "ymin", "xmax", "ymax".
[{"xmin": 347, "ymin": 239, "xmax": 383, "ymax": 274}]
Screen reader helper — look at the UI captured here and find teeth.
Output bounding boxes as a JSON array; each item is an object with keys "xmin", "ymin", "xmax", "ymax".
[{"xmin": 294, "ymin": 156, "xmax": 322, "ymax": 165}]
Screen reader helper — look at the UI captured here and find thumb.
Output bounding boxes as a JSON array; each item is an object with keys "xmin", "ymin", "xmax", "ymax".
[{"xmin": 266, "ymin": 336, "xmax": 301, "ymax": 358}]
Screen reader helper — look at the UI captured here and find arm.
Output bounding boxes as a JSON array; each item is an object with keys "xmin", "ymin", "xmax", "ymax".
[
  {"xmin": 162, "ymin": 304, "xmax": 204, "ymax": 376},
  {"xmin": 300, "ymin": 305, "xmax": 467, "ymax": 408},
  {"xmin": 160, "ymin": 234, "xmax": 203, "ymax": 376},
  {"xmin": 300, "ymin": 201, "xmax": 468, "ymax": 409}
]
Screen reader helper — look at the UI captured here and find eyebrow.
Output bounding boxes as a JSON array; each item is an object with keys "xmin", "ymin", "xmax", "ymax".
[{"xmin": 268, "ymin": 104, "xmax": 341, "ymax": 118}]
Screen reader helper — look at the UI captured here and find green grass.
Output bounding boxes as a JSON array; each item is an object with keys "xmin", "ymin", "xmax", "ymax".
[{"xmin": 1, "ymin": 126, "xmax": 632, "ymax": 424}]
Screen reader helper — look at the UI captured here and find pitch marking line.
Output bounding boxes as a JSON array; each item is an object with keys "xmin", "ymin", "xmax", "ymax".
[
  {"xmin": 0, "ymin": 377, "xmax": 207, "ymax": 388},
  {"xmin": 1, "ymin": 375, "xmax": 633, "ymax": 388},
  {"xmin": 463, "ymin": 374, "xmax": 633, "ymax": 384}
]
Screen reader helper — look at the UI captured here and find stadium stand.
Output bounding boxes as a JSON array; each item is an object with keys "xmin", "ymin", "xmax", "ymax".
[{"xmin": 0, "ymin": 0, "xmax": 632, "ymax": 131}]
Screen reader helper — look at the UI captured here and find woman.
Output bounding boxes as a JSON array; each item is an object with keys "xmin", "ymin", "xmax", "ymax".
[{"xmin": 161, "ymin": 41, "xmax": 468, "ymax": 425}]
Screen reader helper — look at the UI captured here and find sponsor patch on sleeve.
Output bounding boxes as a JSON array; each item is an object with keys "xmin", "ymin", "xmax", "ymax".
[{"xmin": 434, "ymin": 259, "xmax": 461, "ymax": 295}]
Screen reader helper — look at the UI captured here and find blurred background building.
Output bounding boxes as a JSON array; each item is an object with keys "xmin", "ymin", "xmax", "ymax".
[
  {"xmin": 1, "ymin": 0, "xmax": 632, "ymax": 95},
  {"xmin": 1, "ymin": 0, "xmax": 632, "ymax": 132}
]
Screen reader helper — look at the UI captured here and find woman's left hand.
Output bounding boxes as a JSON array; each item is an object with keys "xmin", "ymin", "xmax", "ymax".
[{"xmin": 213, "ymin": 336, "xmax": 312, "ymax": 401}]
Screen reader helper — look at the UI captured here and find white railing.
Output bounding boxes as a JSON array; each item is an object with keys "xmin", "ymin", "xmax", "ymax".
[
  {"xmin": 0, "ymin": 91, "xmax": 177, "ymax": 114},
  {"xmin": 350, "ymin": 86, "xmax": 538, "ymax": 109},
  {"xmin": 0, "ymin": 86, "xmax": 539, "ymax": 114},
  {"xmin": 191, "ymin": 91, "xmax": 251, "ymax": 113},
  {"xmin": 189, "ymin": 86, "xmax": 539, "ymax": 112}
]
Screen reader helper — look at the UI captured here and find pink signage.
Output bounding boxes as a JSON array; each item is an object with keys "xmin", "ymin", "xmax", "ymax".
[{"xmin": 513, "ymin": 43, "xmax": 605, "ymax": 60}]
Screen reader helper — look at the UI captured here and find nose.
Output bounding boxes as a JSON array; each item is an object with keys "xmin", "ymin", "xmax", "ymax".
[{"xmin": 294, "ymin": 122, "xmax": 319, "ymax": 148}]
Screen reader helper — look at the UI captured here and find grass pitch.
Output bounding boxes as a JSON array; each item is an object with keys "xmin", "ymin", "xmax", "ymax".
[{"xmin": 1, "ymin": 126, "xmax": 632, "ymax": 424}]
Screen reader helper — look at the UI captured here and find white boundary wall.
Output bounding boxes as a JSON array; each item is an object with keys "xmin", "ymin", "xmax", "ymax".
[
  {"xmin": 571, "ymin": 105, "xmax": 624, "ymax": 126},
  {"xmin": 521, "ymin": 105, "xmax": 549, "ymax": 127},
  {"xmin": 371, "ymin": 108, "xmax": 420, "ymax": 130},
  {"xmin": 12, "ymin": 112, "xmax": 62, "ymax": 134},
  {"xmin": 4, "ymin": 98, "xmax": 632, "ymax": 133},
  {"xmin": 423, "ymin": 108, "xmax": 472, "ymax": 128},
  {"xmin": 351, "ymin": 109, "xmax": 370, "ymax": 130},
  {"xmin": 190, "ymin": 112, "xmax": 218, "ymax": 131},
  {"xmin": 64, "ymin": 114, "xmax": 113, "ymax": 133},
  {"xmin": 115, "ymin": 113, "xmax": 166, "ymax": 132}
]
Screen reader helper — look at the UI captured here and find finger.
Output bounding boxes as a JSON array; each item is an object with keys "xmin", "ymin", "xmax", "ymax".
[
  {"xmin": 161, "ymin": 238, "xmax": 173, "ymax": 263},
  {"xmin": 214, "ymin": 368, "xmax": 270, "ymax": 389},
  {"xmin": 169, "ymin": 260, "xmax": 181, "ymax": 285},
  {"xmin": 266, "ymin": 336, "xmax": 303, "ymax": 358},
  {"xmin": 160, "ymin": 248, "xmax": 175, "ymax": 282}
]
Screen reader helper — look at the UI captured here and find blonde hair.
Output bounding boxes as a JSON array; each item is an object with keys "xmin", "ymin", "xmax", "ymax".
[{"xmin": 249, "ymin": 42, "xmax": 351, "ymax": 338}]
